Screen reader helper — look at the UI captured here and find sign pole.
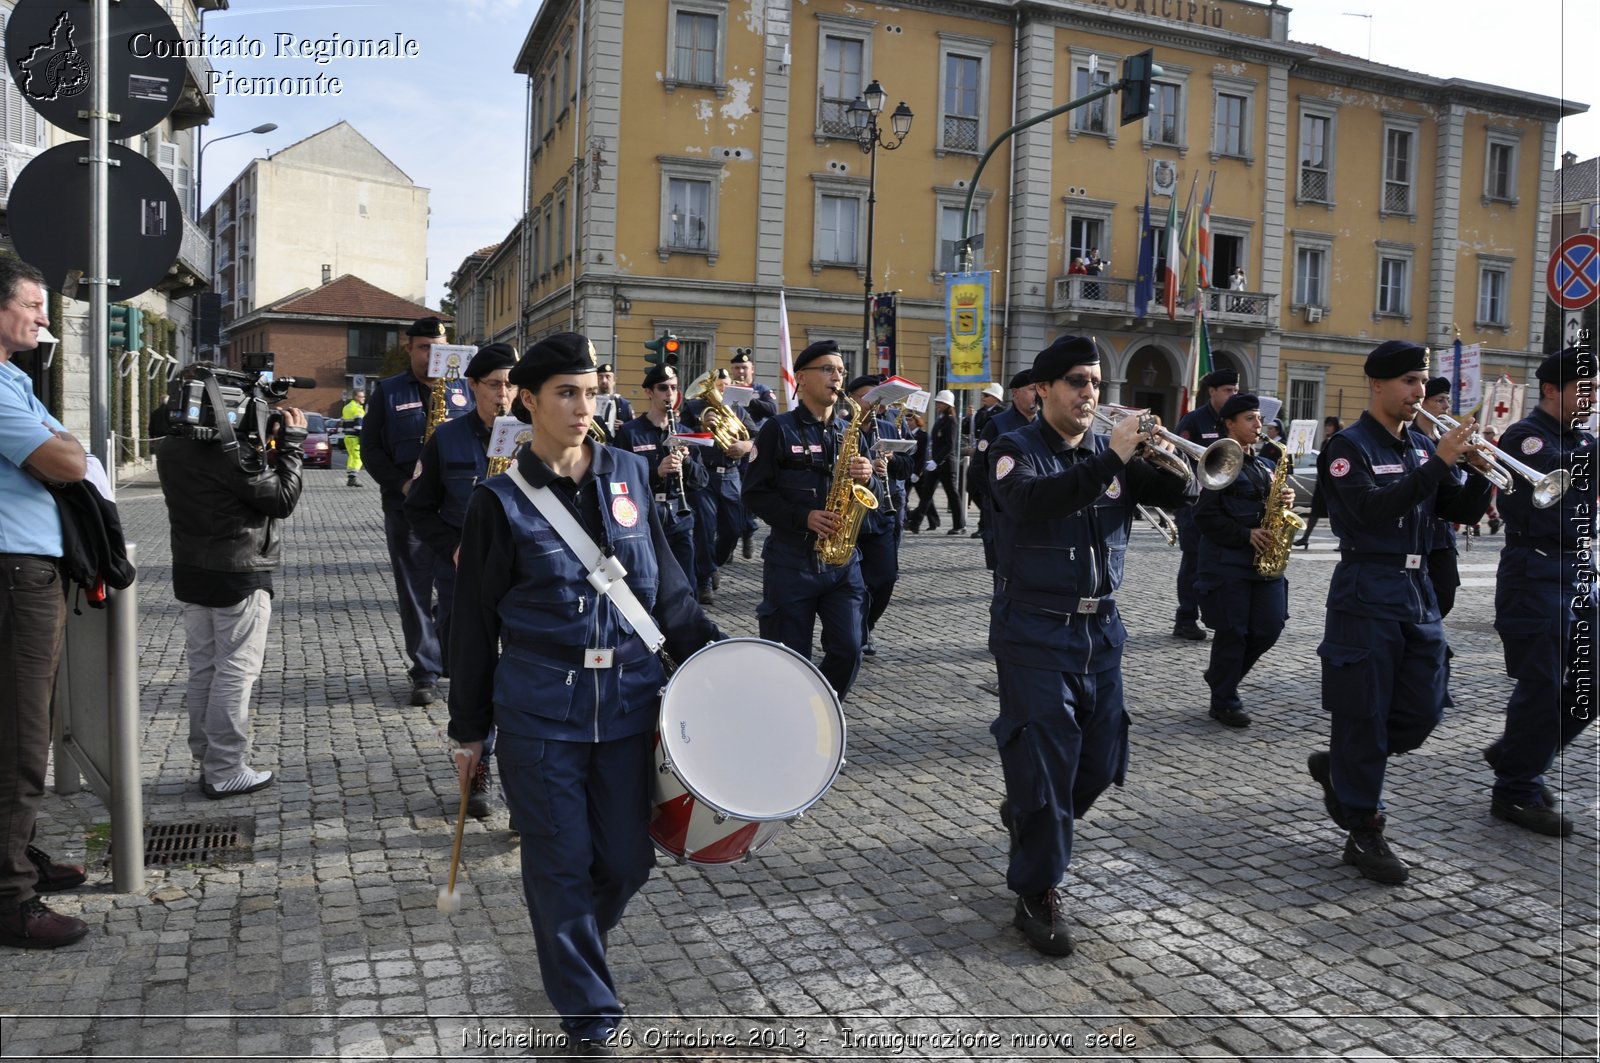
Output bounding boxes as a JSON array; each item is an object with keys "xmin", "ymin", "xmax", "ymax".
[{"xmin": 89, "ymin": 0, "xmax": 110, "ymax": 471}]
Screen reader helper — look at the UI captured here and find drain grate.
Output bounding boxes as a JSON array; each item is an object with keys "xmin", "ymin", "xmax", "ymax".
[{"xmin": 142, "ymin": 818, "xmax": 256, "ymax": 867}]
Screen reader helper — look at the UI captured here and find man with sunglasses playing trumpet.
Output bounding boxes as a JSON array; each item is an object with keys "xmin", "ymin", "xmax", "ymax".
[
  {"xmin": 986, "ymin": 335, "xmax": 1197, "ymax": 957},
  {"xmin": 1308, "ymin": 340, "xmax": 1493, "ymax": 885}
]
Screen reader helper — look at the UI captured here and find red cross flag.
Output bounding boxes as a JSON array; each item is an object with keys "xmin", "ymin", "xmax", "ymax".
[{"xmin": 1481, "ymin": 375, "xmax": 1527, "ymax": 438}]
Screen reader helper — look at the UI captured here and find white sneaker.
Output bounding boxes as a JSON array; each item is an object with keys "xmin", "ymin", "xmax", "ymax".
[{"xmin": 202, "ymin": 768, "xmax": 275, "ymax": 800}]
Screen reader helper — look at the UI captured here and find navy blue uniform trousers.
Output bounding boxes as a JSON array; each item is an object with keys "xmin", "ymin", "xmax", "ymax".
[
  {"xmin": 1318, "ymin": 610, "xmax": 1446, "ymax": 815},
  {"xmin": 497, "ymin": 730, "xmax": 654, "ymax": 1040},
  {"xmin": 1174, "ymin": 522, "xmax": 1201, "ymax": 625},
  {"xmin": 382, "ymin": 507, "xmax": 444, "ymax": 683},
  {"xmin": 757, "ymin": 544, "xmax": 866, "ymax": 699},
  {"xmin": 993, "ymin": 662, "xmax": 1128, "ymax": 897},
  {"xmin": 1198, "ymin": 578, "xmax": 1287, "ymax": 714},
  {"xmin": 856, "ymin": 527, "xmax": 899, "ymax": 639}
]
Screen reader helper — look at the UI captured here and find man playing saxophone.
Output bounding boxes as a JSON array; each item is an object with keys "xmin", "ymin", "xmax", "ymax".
[
  {"xmin": 986, "ymin": 335, "xmax": 1197, "ymax": 957},
  {"xmin": 742, "ymin": 340, "xmax": 879, "ymax": 700},
  {"xmin": 1192, "ymin": 394, "xmax": 1296, "ymax": 729}
]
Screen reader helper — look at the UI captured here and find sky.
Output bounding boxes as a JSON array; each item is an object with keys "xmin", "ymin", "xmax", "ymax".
[{"xmin": 193, "ymin": 0, "xmax": 1599, "ymax": 311}]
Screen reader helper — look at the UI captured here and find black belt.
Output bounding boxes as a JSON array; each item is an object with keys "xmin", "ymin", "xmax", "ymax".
[
  {"xmin": 500, "ymin": 633, "xmax": 655, "ymax": 667},
  {"xmin": 1505, "ymin": 534, "xmax": 1561, "ymax": 550},
  {"xmin": 1339, "ymin": 551, "xmax": 1426, "ymax": 568},
  {"xmin": 0, "ymin": 552, "xmax": 61, "ymax": 563},
  {"xmin": 997, "ymin": 581, "xmax": 1115, "ymax": 616},
  {"xmin": 709, "ymin": 466, "xmax": 738, "ymax": 476}
]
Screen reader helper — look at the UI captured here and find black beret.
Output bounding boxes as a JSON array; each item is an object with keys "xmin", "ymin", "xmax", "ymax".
[
  {"xmin": 596, "ymin": 362, "xmax": 615, "ymax": 374},
  {"xmin": 1424, "ymin": 376, "xmax": 1452, "ymax": 398},
  {"xmin": 730, "ymin": 350, "xmax": 753, "ymax": 365},
  {"xmin": 1218, "ymin": 393, "xmax": 1260, "ymax": 420},
  {"xmin": 1031, "ymin": 335, "xmax": 1098, "ymax": 382},
  {"xmin": 1536, "ymin": 344, "xmax": 1596, "ymax": 386},
  {"xmin": 712, "ymin": 368, "xmax": 730, "ymax": 381},
  {"xmin": 846, "ymin": 374, "xmax": 881, "ymax": 394},
  {"xmin": 1008, "ymin": 369, "xmax": 1034, "ymax": 390},
  {"xmin": 465, "ymin": 343, "xmax": 517, "ymax": 380},
  {"xmin": 406, "ymin": 316, "xmax": 447, "ymax": 339},
  {"xmin": 1364, "ymin": 340, "xmax": 1429, "ymax": 379},
  {"xmin": 1200, "ymin": 367, "xmax": 1239, "ymax": 390},
  {"xmin": 507, "ymin": 331, "xmax": 597, "ymax": 392},
  {"xmin": 794, "ymin": 339, "xmax": 841, "ymax": 372},
  {"xmin": 643, "ymin": 364, "xmax": 679, "ymax": 389}
]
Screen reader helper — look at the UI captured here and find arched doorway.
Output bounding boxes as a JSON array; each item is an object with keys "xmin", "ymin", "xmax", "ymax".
[
  {"xmin": 1125, "ymin": 344, "xmax": 1181, "ymax": 424},
  {"xmin": 1211, "ymin": 349, "xmax": 1249, "ymax": 393}
]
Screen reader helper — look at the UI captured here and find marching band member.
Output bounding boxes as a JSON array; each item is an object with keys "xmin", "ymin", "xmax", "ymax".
[
  {"xmin": 593, "ymin": 362, "xmax": 633, "ymax": 440},
  {"xmin": 614, "ymin": 365, "xmax": 706, "ymax": 594},
  {"xmin": 974, "ymin": 370, "xmax": 1039, "ymax": 571},
  {"xmin": 447, "ymin": 333, "xmax": 722, "ymax": 1055},
  {"xmin": 908, "ymin": 391, "xmax": 964, "ymax": 534},
  {"xmin": 361, "ymin": 316, "xmax": 473, "ymax": 707},
  {"xmin": 846, "ymin": 374, "xmax": 913, "ymax": 657},
  {"xmin": 742, "ymin": 340, "xmax": 878, "ymax": 699},
  {"xmin": 986, "ymin": 335, "xmax": 1197, "ymax": 956},
  {"xmin": 681, "ymin": 368, "xmax": 755, "ymax": 605},
  {"xmin": 1308, "ymin": 340, "xmax": 1492, "ymax": 884},
  {"xmin": 1172, "ymin": 367, "xmax": 1239, "ymax": 641},
  {"xmin": 1192, "ymin": 394, "xmax": 1293, "ymax": 729},
  {"xmin": 1417, "ymin": 378, "xmax": 1465, "ymax": 620},
  {"xmin": 404, "ymin": 342, "xmax": 517, "ymax": 817},
  {"xmin": 730, "ymin": 349, "xmax": 776, "ymax": 559},
  {"xmin": 1484, "ymin": 344, "xmax": 1595, "ymax": 837}
]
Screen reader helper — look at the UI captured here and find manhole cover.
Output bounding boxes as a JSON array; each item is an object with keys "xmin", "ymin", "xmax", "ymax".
[{"xmin": 142, "ymin": 818, "xmax": 256, "ymax": 867}]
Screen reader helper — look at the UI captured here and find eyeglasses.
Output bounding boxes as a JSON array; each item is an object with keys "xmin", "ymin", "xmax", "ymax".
[
  {"xmin": 803, "ymin": 365, "xmax": 847, "ymax": 377},
  {"xmin": 653, "ymin": 383, "xmax": 679, "ymax": 392},
  {"xmin": 1059, "ymin": 375, "xmax": 1103, "ymax": 390}
]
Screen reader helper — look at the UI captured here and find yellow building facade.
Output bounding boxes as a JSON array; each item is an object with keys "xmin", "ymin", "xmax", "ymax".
[{"xmin": 482, "ymin": 0, "xmax": 1581, "ymax": 421}]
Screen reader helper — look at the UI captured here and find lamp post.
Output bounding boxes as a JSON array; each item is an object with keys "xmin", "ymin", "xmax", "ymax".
[
  {"xmin": 196, "ymin": 122, "xmax": 277, "ymax": 220},
  {"xmin": 846, "ymin": 80, "xmax": 912, "ymax": 373}
]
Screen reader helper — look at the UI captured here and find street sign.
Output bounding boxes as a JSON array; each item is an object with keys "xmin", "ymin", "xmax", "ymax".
[
  {"xmin": 1547, "ymin": 233, "xmax": 1600, "ymax": 311},
  {"xmin": 7, "ymin": 142, "xmax": 182, "ymax": 300},
  {"xmin": 4, "ymin": 0, "xmax": 185, "ymax": 139}
]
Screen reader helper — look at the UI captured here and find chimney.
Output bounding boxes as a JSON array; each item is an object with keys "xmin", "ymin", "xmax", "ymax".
[
  {"xmin": 1562, "ymin": 151, "xmax": 1578, "ymax": 169},
  {"xmin": 321, "ymin": 264, "xmax": 332, "ymax": 285}
]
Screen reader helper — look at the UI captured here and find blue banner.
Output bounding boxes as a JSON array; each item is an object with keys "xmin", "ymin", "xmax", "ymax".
[{"xmin": 945, "ymin": 271, "xmax": 990, "ymax": 383}]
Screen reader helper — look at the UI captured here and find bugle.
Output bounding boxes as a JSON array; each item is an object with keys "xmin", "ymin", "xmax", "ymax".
[
  {"xmin": 1093, "ymin": 403, "xmax": 1244, "ymax": 490},
  {"xmin": 1413, "ymin": 407, "xmax": 1569, "ymax": 509}
]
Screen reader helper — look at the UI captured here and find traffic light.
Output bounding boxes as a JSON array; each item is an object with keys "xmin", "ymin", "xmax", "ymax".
[
  {"xmin": 1119, "ymin": 49, "xmax": 1161, "ymax": 127},
  {"xmin": 107, "ymin": 305, "xmax": 145, "ymax": 350},
  {"xmin": 643, "ymin": 330, "xmax": 680, "ymax": 367}
]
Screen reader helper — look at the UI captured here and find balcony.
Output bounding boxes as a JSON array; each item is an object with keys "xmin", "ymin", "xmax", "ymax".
[
  {"xmin": 165, "ymin": 4, "xmax": 220, "ymax": 129},
  {"xmin": 1051, "ymin": 274, "xmax": 1276, "ymax": 332},
  {"xmin": 151, "ymin": 216, "xmax": 214, "ymax": 299}
]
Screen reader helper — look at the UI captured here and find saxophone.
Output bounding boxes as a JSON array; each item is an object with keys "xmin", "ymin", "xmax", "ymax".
[
  {"xmin": 696, "ymin": 374, "xmax": 751, "ymax": 455},
  {"xmin": 815, "ymin": 391, "xmax": 880, "ymax": 567},
  {"xmin": 1254, "ymin": 439, "xmax": 1306, "ymax": 579}
]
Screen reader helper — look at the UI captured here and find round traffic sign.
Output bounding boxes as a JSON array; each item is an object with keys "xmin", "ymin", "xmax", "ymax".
[
  {"xmin": 4, "ymin": 0, "xmax": 185, "ymax": 139},
  {"xmin": 1548, "ymin": 233, "xmax": 1600, "ymax": 311},
  {"xmin": 7, "ymin": 142, "xmax": 182, "ymax": 301}
]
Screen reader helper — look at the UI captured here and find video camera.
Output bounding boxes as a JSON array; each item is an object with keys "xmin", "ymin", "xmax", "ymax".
[{"xmin": 164, "ymin": 352, "xmax": 316, "ymax": 472}]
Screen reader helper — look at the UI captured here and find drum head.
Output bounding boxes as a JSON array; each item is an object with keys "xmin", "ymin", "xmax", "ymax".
[{"xmin": 659, "ymin": 638, "xmax": 845, "ymax": 821}]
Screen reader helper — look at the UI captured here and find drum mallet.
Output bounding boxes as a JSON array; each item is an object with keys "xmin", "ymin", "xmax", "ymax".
[{"xmin": 437, "ymin": 747, "xmax": 474, "ymax": 915}]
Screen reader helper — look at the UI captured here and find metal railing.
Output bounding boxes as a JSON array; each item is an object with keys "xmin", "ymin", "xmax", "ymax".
[
  {"xmin": 177, "ymin": 216, "xmax": 212, "ymax": 277},
  {"xmin": 942, "ymin": 115, "xmax": 980, "ymax": 152},
  {"xmin": 1050, "ymin": 274, "xmax": 1276, "ymax": 327},
  {"xmin": 817, "ymin": 95, "xmax": 856, "ymax": 139},
  {"xmin": 1383, "ymin": 181, "xmax": 1410, "ymax": 213},
  {"xmin": 1299, "ymin": 167, "xmax": 1330, "ymax": 202}
]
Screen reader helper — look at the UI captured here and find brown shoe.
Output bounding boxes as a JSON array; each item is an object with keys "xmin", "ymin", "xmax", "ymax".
[
  {"xmin": 0, "ymin": 897, "xmax": 90, "ymax": 949},
  {"xmin": 26, "ymin": 846, "xmax": 87, "ymax": 892}
]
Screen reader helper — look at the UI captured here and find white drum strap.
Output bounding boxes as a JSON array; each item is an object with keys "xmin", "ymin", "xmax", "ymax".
[{"xmin": 506, "ymin": 464, "xmax": 667, "ymax": 653}]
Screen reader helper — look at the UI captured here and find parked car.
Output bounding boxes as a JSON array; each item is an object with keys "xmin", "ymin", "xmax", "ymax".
[
  {"xmin": 327, "ymin": 417, "xmax": 346, "ymax": 450},
  {"xmin": 301, "ymin": 413, "xmax": 334, "ymax": 468},
  {"xmin": 1287, "ymin": 448, "xmax": 1318, "ymax": 513}
]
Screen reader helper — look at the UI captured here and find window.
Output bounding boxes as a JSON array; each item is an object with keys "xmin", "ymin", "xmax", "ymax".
[
  {"xmin": 562, "ymin": 44, "xmax": 573, "ymax": 102},
  {"xmin": 556, "ymin": 188, "xmax": 568, "ymax": 270},
  {"xmin": 1288, "ymin": 377, "xmax": 1322, "ymax": 423},
  {"xmin": 1295, "ymin": 246, "xmax": 1327, "ymax": 307},
  {"xmin": 347, "ymin": 326, "xmax": 397, "ymax": 377},
  {"xmin": 811, "ymin": 174, "xmax": 867, "ymax": 271},
  {"xmin": 935, "ymin": 185, "xmax": 991, "ymax": 274},
  {"xmin": 543, "ymin": 202, "xmax": 554, "ymax": 275},
  {"xmin": 817, "ymin": 29, "xmax": 866, "ymax": 139},
  {"xmin": 1377, "ymin": 255, "xmax": 1409, "ymax": 316},
  {"xmin": 817, "ymin": 195, "xmax": 860, "ymax": 265},
  {"xmin": 937, "ymin": 34, "xmax": 992, "ymax": 156},
  {"xmin": 1383, "ymin": 125, "xmax": 1414, "ymax": 214},
  {"xmin": 659, "ymin": 155, "xmax": 723, "ymax": 261},
  {"xmin": 1478, "ymin": 262, "xmax": 1511, "ymax": 327},
  {"xmin": 1298, "ymin": 103, "xmax": 1336, "ymax": 203},
  {"xmin": 666, "ymin": 1, "xmax": 726, "ymax": 91},
  {"xmin": 1485, "ymin": 130, "xmax": 1520, "ymax": 202},
  {"xmin": 548, "ymin": 70, "xmax": 560, "ymax": 132},
  {"xmin": 1214, "ymin": 93, "xmax": 1246, "ymax": 157},
  {"xmin": 155, "ymin": 136, "xmax": 194, "ymax": 219},
  {"xmin": 0, "ymin": 9, "xmax": 46, "ymax": 205},
  {"xmin": 1069, "ymin": 217, "xmax": 1103, "ymax": 268},
  {"xmin": 530, "ymin": 217, "xmax": 542, "ymax": 279},
  {"xmin": 1074, "ymin": 65, "xmax": 1111, "ymax": 134},
  {"xmin": 938, "ymin": 205, "xmax": 966, "ymax": 273},
  {"xmin": 1150, "ymin": 82, "xmax": 1181, "ymax": 146}
]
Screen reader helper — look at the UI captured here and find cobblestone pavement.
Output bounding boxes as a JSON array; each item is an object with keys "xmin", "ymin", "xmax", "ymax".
[{"xmin": 3, "ymin": 465, "xmax": 1597, "ymax": 1061}]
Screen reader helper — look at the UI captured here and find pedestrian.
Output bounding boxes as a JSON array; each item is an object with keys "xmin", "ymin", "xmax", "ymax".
[
  {"xmin": 403, "ymin": 342, "xmax": 518, "ymax": 819},
  {"xmin": 987, "ymin": 334, "xmax": 1198, "ymax": 955},
  {"xmin": 614, "ymin": 364, "xmax": 705, "ymax": 594},
  {"xmin": 0, "ymin": 257, "xmax": 92, "ymax": 950},
  {"xmin": 1294, "ymin": 415, "xmax": 1343, "ymax": 548},
  {"xmin": 1483, "ymin": 343, "xmax": 1596, "ymax": 837},
  {"xmin": 905, "ymin": 409, "xmax": 938, "ymax": 532},
  {"xmin": 846, "ymin": 374, "xmax": 913, "ymax": 657},
  {"xmin": 447, "ymin": 333, "xmax": 723, "ymax": 1054},
  {"xmin": 974, "ymin": 369, "xmax": 1039, "ymax": 571},
  {"xmin": 1228, "ymin": 267, "xmax": 1247, "ymax": 311},
  {"xmin": 341, "ymin": 388, "xmax": 366, "ymax": 486},
  {"xmin": 1193, "ymin": 394, "xmax": 1294, "ymax": 728},
  {"xmin": 1307, "ymin": 340, "xmax": 1493, "ymax": 884},
  {"xmin": 1172, "ymin": 367, "xmax": 1241, "ymax": 640},
  {"xmin": 742, "ymin": 339, "xmax": 880, "ymax": 700},
  {"xmin": 908, "ymin": 390, "xmax": 964, "ymax": 534},
  {"xmin": 361, "ymin": 316, "xmax": 474, "ymax": 707}
]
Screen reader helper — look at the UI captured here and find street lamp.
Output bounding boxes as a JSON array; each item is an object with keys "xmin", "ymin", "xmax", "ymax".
[
  {"xmin": 846, "ymin": 80, "xmax": 912, "ymax": 373},
  {"xmin": 196, "ymin": 122, "xmax": 277, "ymax": 220}
]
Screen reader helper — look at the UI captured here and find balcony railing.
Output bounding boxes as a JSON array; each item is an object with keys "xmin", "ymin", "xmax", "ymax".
[
  {"xmin": 1383, "ymin": 181, "xmax": 1410, "ymax": 213},
  {"xmin": 1051, "ymin": 274, "xmax": 1276, "ymax": 329},
  {"xmin": 942, "ymin": 115, "xmax": 980, "ymax": 152},
  {"xmin": 1299, "ymin": 166, "xmax": 1330, "ymax": 202},
  {"xmin": 817, "ymin": 95, "xmax": 856, "ymax": 139},
  {"xmin": 178, "ymin": 216, "xmax": 211, "ymax": 278}
]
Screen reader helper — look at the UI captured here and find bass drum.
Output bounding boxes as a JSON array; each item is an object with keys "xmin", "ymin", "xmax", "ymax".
[{"xmin": 650, "ymin": 638, "xmax": 845, "ymax": 865}]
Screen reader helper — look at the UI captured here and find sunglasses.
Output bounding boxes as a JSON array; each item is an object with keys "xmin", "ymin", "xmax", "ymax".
[{"xmin": 1059, "ymin": 375, "xmax": 1103, "ymax": 390}]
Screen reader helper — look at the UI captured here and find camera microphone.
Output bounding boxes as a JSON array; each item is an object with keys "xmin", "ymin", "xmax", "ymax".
[{"xmin": 282, "ymin": 376, "xmax": 318, "ymax": 389}]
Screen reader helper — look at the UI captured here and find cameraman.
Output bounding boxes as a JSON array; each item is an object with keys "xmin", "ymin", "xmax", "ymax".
[{"xmin": 156, "ymin": 364, "xmax": 307, "ymax": 799}]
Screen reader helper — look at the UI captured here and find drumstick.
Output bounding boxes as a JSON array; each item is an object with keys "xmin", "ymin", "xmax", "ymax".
[{"xmin": 437, "ymin": 748, "xmax": 473, "ymax": 915}]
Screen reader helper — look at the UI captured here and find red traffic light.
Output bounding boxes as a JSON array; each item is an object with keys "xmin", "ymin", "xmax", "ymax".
[{"xmin": 664, "ymin": 338, "xmax": 680, "ymax": 354}]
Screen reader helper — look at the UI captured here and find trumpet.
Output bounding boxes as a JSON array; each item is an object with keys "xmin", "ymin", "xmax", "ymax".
[
  {"xmin": 1092, "ymin": 403, "xmax": 1244, "ymax": 490},
  {"xmin": 1137, "ymin": 504, "xmax": 1179, "ymax": 545},
  {"xmin": 1413, "ymin": 407, "xmax": 1570, "ymax": 509}
]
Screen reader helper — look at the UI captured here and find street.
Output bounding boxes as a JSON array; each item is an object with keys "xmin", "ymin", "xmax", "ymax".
[{"xmin": 3, "ymin": 465, "xmax": 1596, "ymax": 1061}]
